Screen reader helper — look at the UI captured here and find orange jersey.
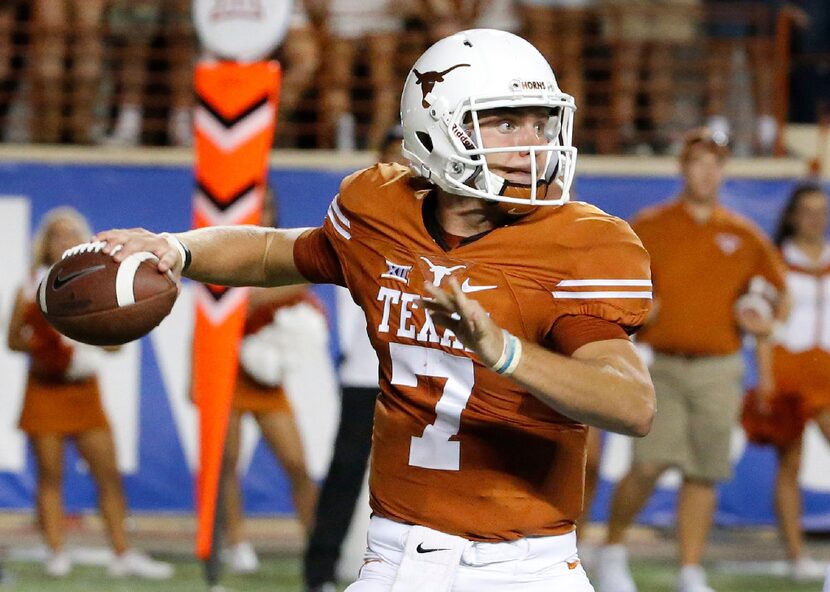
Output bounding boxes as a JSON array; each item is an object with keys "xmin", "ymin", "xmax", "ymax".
[
  {"xmin": 633, "ymin": 199, "xmax": 786, "ymax": 355},
  {"xmin": 294, "ymin": 164, "xmax": 651, "ymax": 541}
]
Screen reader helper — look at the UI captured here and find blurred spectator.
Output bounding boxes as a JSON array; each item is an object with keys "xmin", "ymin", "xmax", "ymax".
[
  {"xmin": 103, "ymin": 0, "xmax": 162, "ymax": 147},
  {"xmin": 6, "ymin": 207, "xmax": 174, "ymax": 580},
  {"xmin": 223, "ymin": 287, "xmax": 321, "ymax": 572},
  {"xmin": 517, "ymin": 0, "xmax": 593, "ymax": 133},
  {"xmin": 30, "ymin": 0, "xmax": 108, "ymax": 143},
  {"xmin": 221, "ymin": 192, "xmax": 319, "ymax": 573},
  {"xmin": 102, "ymin": 0, "xmax": 194, "ymax": 147},
  {"xmin": 473, "ymin": 0, "xmax": 522, "ymax": 31},
  {"xmin": 303, "ymin": 126, "xmax": 405, "ymax": 592},
  {"xmin": 743, "ymin": 183, "xmax": 830, "ymax": 582},
  {"xmin": 417, "ymin": 0, "xmax": 484, "ymax": 40},
  {"xmin": 378, "ymin": 124, "xmax": 406, "ymax": 166},
  {"xmin": 595, "ymin": 129, "xmax": 788, "ymax": 592},
  {"xmin": 703, "ymin": 0, "xmax": 803, "ymax": 155},
  {"xmin": 0, "ymin": 1, "xmax": 18, "ymax": 105},
  {"xmin": 310, "ymin": 0, "xmax": 405, "ymax": 149},
  {"xmin": 275, "ymin": 1, "xmax": 322, "ymax": 147},
  {"xmin": 579, "ymin": 425, "xmax": 603, "ymax": 541},
  {"xmin": 598, "ymin": 0, "xmax": 700, "ymax": 154},
  {"xmin": 162, "ymin": 0, "xmax": 195, "ymax": 147},
  {"xmin": 95, "ymin": 0, "xmax": 194, "ymax": 147},
  {"xmin": 789, "ymin": 0, "xmax": 829, "ymax": 124},
  {"xmin": 0, "ymin": 1, "xmax": 27, "ymax": 138}
]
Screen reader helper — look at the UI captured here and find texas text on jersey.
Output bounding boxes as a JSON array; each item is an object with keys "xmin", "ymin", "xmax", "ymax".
[{"xmin": 294, "ymin": 163, "xmax": 652, "ymax": 542}]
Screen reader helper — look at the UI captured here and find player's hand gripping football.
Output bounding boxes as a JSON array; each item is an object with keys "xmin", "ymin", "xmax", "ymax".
[
  {"xmin": 423, "ymin": 278, "xmax": 505, "ymax": 368},
  {"xmin": 94, "ymin": 228, "xmax": 185, "ymax": 279}
]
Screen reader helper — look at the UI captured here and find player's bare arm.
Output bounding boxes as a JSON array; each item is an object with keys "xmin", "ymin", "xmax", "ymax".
[
  {"xmin": 94, "ymin": 226, "xmax": 312, "ymax": 287},
  {"xmin": 424, "ymin": 278, "xmax": 655, "ymax": 437}
]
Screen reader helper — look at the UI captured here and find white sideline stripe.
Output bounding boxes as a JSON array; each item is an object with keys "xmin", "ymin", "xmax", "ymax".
[
  {"xmin": 38, "ymin": 276, "xmax": 48, "ymax": 313},
  {"xmin": 116, "ymin": 252, "xmax": 157, "ymax": 306},
  {"xmin": 330, "ymin": 197, "xmax": 350, "ymax": 228},
  {"xmin": 327, "ymin": 207, "xmax": 351, "ymax": 239},
  {"xmin": 556, "ymin": 279, "xmax": 652, "ymax": 287},
  {"xmin": 552, "ymin": 290, "xmax": 652, "ymax": 299}
]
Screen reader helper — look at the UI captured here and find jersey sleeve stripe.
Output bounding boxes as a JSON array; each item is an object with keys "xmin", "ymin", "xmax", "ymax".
[
  {"xmin": 327, "ymin": 206, "xmax": 351, "ymax": 240},
  {"xmin": 552, "ymin": 290, "xmax": 653, "ymax": 299},
  {"xmin": 330, "ymin": 197, "xmax": 351, "ymax": 228},
  {"xmin": 556, "ymin": 279, "xmax": 652, "ymax": 287}
]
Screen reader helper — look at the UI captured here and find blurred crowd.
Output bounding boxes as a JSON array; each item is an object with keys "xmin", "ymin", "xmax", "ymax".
[{"xmin": 0, "ymin": 0, "xmax": 827, "ymax": 155}]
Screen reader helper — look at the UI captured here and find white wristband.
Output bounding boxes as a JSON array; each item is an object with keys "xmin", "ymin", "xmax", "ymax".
[{"xmin": 490, "ymin": 330, "xmax": 523, "ymax": 376}]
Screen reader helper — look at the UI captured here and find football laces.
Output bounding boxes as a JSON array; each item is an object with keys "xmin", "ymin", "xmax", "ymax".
[{"xmin": 61, "ymin": 241, "xmax": 108, "ymax": 259}]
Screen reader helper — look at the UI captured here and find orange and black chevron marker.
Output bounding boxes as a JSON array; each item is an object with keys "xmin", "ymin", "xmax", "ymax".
[{"xmin": 191, "ymin": 60, "xmax": 281, "ymax": 563}]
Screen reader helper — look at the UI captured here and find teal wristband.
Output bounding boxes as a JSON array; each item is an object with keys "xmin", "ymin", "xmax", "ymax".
[{"xmin": 491, "ymin": 330, "xmax": 523, "ymax": 376}]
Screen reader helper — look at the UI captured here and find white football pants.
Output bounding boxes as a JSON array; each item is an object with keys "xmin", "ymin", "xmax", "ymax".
[{"xmin": 344, "ymin": 516, "xmax": 595, "ymax": 592}]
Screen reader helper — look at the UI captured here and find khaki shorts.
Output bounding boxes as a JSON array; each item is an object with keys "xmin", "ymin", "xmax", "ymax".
[{"xmin": 633, "ymin": 351, "xmax": 744, "ymax": 481}]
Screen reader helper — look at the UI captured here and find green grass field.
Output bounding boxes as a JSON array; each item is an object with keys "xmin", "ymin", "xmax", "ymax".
[{"xmin": 1, "ymin": 556, "xmax": 824, "ymax": 592}]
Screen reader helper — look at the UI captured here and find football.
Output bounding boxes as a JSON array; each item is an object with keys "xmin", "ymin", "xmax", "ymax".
[
  {"xmin": 37, "ymin": 242, "xmax": 178, "ymax": 346},
  {"xmin": 734, "ymin": 291, "xmax": 774, "ymax": 324}
]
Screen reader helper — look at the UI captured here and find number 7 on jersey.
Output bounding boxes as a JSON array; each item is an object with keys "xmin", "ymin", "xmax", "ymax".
[{"xmin": 389, "ymin": 343, "xmax": 475, "ymax": 471}]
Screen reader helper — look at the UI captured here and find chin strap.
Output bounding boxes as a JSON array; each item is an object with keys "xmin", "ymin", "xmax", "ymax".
[{"xmin": 498, "ymin": 178, "xmax": 550, "ymax": 201}]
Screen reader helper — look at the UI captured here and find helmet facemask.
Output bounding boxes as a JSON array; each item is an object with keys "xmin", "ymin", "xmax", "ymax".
[{"xmin": 441, "ymin": 96, "xmax": 576, "ymax": 209}]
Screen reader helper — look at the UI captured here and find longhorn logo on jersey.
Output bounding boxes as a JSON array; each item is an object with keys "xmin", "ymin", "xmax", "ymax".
[
  {"xmin": 715, "ymin": 233, "xmax": 741, "ymax": 255},
  {"xmin": 419, "ymin": 257, "xmax": 466, "ymax": 287}
]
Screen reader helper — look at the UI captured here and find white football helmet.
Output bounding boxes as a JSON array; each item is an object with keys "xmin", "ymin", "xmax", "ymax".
[{"xmin": 401, "ymin": 29, "xmax": 577, "ymax": 208}]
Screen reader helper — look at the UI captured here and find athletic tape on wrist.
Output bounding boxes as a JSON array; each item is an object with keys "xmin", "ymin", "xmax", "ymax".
[{"xmin": 163, "ymin": 233, "xmax": 191, "ymax": 272}]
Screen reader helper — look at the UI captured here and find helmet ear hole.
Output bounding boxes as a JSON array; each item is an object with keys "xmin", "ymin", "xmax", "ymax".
[{"xmin": 416, "ymin": 131, "xmax": 434, "ymax": 153}]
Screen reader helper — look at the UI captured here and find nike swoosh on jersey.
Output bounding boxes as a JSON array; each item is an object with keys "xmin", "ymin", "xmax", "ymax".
[
  {"xmin": 52, "ymin": 264, "xmax": 106, "ymax": 290},
  {"xmin": 460, "ymin": 278, "xmax": 497, "ymax": 293},
  {"xmin": 416, "ymin": 543, "xmax": 450, "ymax": 554}
]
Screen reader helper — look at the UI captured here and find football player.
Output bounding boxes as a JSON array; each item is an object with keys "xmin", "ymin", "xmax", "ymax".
[{"xmin": 97, "ymin": 29, "xmax": 655, "ymax": 592}]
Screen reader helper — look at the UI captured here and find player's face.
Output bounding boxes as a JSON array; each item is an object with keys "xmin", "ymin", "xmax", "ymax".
[
  {"xmin": 474, "ymin": 107, "xmax": 552, "ymax": 185},
  {"xmin": 681, "ymin": 146, "xmax": 725, "ymax": 203},
  {"xmin": 793, "ymin": 191, "xmax": 829, "ymax": 242},
  {"xmin": 46, "ymin": 219, "xmax": 86, "ymax": 265}
]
